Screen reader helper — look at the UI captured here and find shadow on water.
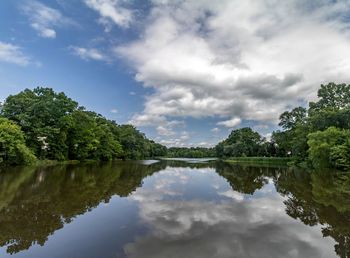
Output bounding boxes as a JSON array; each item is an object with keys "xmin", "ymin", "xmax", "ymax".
[{"xmin": 0, "ymin": 160, "xmax": 349, "ymax": 257}]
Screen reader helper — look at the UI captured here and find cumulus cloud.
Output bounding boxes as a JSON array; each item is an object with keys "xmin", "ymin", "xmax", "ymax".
[
  {"xmin": 21, "ymin": 1, "xmax": 72, "ymax": 39},
  {"xmin": 0, "ymin": 41, "xmax": 30, "ymax": 66},
  {"xmin": 217, "ymin": 117, "xmax": 241, "ymax": 128},
  {"xmin": 115, "ymin": 0, "xmax": 350, "ymax": 136},
  {"xmin": 69, "ymin": 46, "xmax": 110, "ymax": 62},
  {"xmin": 84, "ymin": 0, "xmax": 133, "ymax": 30},
  {"xmin": 157, "ymin": 131, "xmax": 190, "ymax": 147},
  {"xmin": 129, "ymin": 113, "xmax": 184, "ymax": 138}
]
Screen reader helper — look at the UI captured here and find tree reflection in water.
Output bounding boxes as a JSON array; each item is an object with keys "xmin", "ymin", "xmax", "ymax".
[{"xmin": 0, "ymin": 161, "xmax": 349, "ymax": 257}]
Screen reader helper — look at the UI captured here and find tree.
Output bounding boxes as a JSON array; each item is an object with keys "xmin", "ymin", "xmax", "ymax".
[
  {"xmin": 309, "ymin": 82, "xmax": 350, "ymax": 111},
  {"xmin": 1, "ymin": 87, "xmax": 78, "ymax": 160},
  {"xmin": 0, "ymin": 117, "xmax": 36, "ymax": 165},
  {"xmin": 0, "ymin": 87, "xmax": 151, "ymax": 162},
  {"xmin": 278, "ymin": 106, "xmax": 307, "ymax": 130},
  {"xmin": 167, "ymin": 147, "xmax": 215, "ymax": 158},
  {"xmin": 67, "ymin": 111, "xmax": 123, "ymax": 161},
  {"xmin": 115, "ymin": 125, "xmax": 161, "ymax": 159},
  {"xmin": 307, "ymin": 127, "xmax": 350, "ymax": 170},
  {"xmin": 271, "ymin": 130, "xmax": 291, "ymax": 156},
  {"xmin": 216, "ymin": 127, "xmax": 263, "ymax": 157}
]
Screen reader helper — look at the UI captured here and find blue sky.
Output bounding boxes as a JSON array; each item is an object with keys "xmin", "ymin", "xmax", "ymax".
[{"xmin": 1, "ymin": 0, "xmax": 350, "ymax": 147}]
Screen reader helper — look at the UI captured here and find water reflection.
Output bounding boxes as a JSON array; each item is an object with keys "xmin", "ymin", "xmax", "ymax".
[
  {"xmin": 0, "ymin": 161, "xmax": 349, "ymax": 257},
  {"xmin": 0, "ymin": 162, "xmax": 165, "ymax": 255}
]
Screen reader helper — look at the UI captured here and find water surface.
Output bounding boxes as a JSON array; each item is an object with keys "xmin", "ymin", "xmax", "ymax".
[{"xmin": 0, "ymin": 160, "xmax": 349, "ymax": 258}]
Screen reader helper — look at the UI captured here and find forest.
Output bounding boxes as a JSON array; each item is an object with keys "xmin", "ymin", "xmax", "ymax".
[
  {"xmin": 0, "ymin": 87, "xmax": 167, "ymax": 165},
  {"xmin": 0, "ymin": 83, "xmax": 349, "ymax": 170}
]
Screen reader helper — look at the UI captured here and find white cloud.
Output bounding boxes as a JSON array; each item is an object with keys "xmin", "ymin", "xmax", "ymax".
[
  {"xmin": 129, "ymin": 113, "xmax": 184, "ymax": 139},
  {"xmin": 157, "ymin": 131, "xmax": 190, "ymax": 147},
  {"xmin": 197, "ymin": 141, "xmax": 213, "ymax": 147},
  {"xmin": 70, "ymin": 46, "xmax": 109, "ymax": 62},
  {"xmin": 110, "ymin": 108, "xmax": 118, "ymax": 113},
  {"xmin": 217, "ymin": 117, "xmax": 241, "ymax": 128},
  {"xmin": 211, "ymin": 127, "xmax": 220, "ymax": 133},
  {"xmin": 0, "ymin": 41, "xmax": 30, "ymax": 66},
  {"xmin": 156, "ymin": 125, "xmax": 175, "ymax": 136},
  {"xmin": 263, "ymin": 133, "xmax": 272, "ymax": 141},
  {"xmin": 115, "ymin": 0, "xmax": 350, "ymax": 135},
  {"xmin": 21, "ymin": 1, "xmax": 72, "ymax": 39},
  {"xmin": 84, "ymin": 0, "xmax": 133, "ymax": 30}
]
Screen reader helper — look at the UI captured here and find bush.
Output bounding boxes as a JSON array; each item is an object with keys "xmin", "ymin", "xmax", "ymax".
[
  {"xmin": 0, "ymin": 118, "xmax": 36, "ymax": 165},
  {"xmin": 308, "ymin": 127, "xmax": 350, "ymax": 170}
]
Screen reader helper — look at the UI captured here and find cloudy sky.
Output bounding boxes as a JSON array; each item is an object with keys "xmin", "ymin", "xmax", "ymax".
[{"xmin": 1, "ymin": 0, "xmax": 350, "ymax": 147}]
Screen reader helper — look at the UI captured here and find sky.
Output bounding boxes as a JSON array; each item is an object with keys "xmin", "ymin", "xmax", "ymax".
[{"xmin": 1, "ymin": 0, "xmax": 350, "ymax": 147}]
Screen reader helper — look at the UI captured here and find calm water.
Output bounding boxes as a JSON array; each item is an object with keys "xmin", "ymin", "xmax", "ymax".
[{"xmin": 0, "ymin": 160, "xmax": 349, "ymax": 258}]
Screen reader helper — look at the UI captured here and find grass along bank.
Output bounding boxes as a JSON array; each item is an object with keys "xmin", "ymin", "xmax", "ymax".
[{"xmin": 224, "ymin": 157, "xmax": 293, "ymax": 166}]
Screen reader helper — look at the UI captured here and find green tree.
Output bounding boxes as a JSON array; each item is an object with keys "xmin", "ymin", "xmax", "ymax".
[
  {"xmin": 216, "ymin": 127, "xmax": 263, "ymax": 157},
  {"xmin": 279, "ymin": 106, "xmax": 307, "ymax": 130},
  {"xmin": 0, "ymin": 118, "xmax": 36, "ymax": 165},
  {"xmin": 1, "ymin": 87, "xmax": 78, "ymax": 160},
  {"xmin": 308, "ymin": 127, "xmax": 350, "ymax": 170},
  {"xmin": 67, "ymin": 111, "xmax": 123, "ymax": 161},
  {"xmin": 115, "ymin": 125, "xmax": 154, "ymax": 159},
  {"xmin": 309, "ymin": 82, "xmax": 350, "ymax": 111},
  {"xmin": 67, "ymin": 110, "xmax": 99, "ymax": 160}
]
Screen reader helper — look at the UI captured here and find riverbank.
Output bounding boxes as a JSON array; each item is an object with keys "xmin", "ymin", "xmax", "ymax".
[{"xmin": 223, "ymin": 157, "xmax": 293, "ymax": 166}]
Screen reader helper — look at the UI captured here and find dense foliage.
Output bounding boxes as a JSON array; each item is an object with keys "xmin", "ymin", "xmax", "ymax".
[
  {"xmin": 0, "ymin": 87, "xmax": 166, "ymax": 164},
  {"xmin": 166, "ymin": 147, "xmax": 216, "ymax": 158},
  {"xmin": 0, "ymin": 118, "xmax": 36, "ymax": 165},
  {"xmin": 216, "ymin": 83, "xmax": 350, "ymax": 170},
  {"xmin": 308, "ymin": 127, "xmax": 350, "ymax": 170},
  {"xmin": 215, "ymin": 127, "xmax": 272, "ymax": 158}
]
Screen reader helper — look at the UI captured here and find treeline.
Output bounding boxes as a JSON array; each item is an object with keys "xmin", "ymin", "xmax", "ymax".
[
  {"xmin": 1, "ymin": 83, "xmax": 349, "ymax": 169},
  {"xmin": 216, "ymin": 83, "xmax": 350, "ymax": 170},
  {"xmin": 166, "ymin": 147, "xmax": 216, "ymax": 158},
  {"xmin": 0, "ymin": 87, "xmax": 167, "ymax": 165}
]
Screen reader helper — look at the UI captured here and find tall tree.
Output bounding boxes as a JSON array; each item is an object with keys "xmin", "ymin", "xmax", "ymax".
[
  {"xmin": 278, "ymin": 106, "xmax": 307, "ymax": 130},
  {"xmin": 216, "ymin": 127, "xmax": 263, "ymax": 157},
  {"xmin": 309, "ymin": 82, "xmax": 350, "ymax": 111},
  {"xmin": 1, "ymin": 87, "xmax": 78, "ymax": 160},
  {"xmin": 0, "ymin": 117, "xmax": 36, "ymax": 165}
]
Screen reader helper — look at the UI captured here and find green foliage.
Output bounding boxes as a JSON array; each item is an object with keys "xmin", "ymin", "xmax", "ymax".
[
  {"xmin": 216, "ymin": 127, "xmax": 264, "ymax": 158},
  {"xmin": 167, "ymin": 147, "xmax": 215, "ymax": 158},
  {"xmin": 115, "ymin": 124, "xmax": 163, "ymax": 159},
  {"xmin": 270, "ymin": 82, "xmax": 350, "ymax": 170},
  {"xmin": 309, "ymin": 82, "xmax": 350, "ymax": 111},
  {"xmin": 0, "ymin": 87, "xmax": 166, "ymax": 164},
  {"xmin": 215, "ymin": 82, "xmax": 350, "ymax": 170},
  {"xmin": 0, "ymin": 117, "xmax": 36, "ymax": 165},
  {"xmin": 308, "ymin": 127, "xmax": 350, "ymax": 170},
  {"xmin": 271, "ymin": 130, "xmax": 292, "ymax": 156},
  {"xmin": 278, "ymin": 106, "xmax": 307, "ymax": 130},
  {"xmin": 1, "ymin": 87, "xmax": 78, "ymax": 160}
]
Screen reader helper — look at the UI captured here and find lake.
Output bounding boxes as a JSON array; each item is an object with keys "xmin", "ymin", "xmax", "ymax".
[{"xmin": 0, "ymin": 160, "xmax": 349, "ymax": 258}]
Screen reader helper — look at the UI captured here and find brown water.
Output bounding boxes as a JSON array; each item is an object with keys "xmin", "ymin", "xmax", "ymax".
[{"xmin": 0, "ymin": 160, "xmax": 349, "ymax": 258}]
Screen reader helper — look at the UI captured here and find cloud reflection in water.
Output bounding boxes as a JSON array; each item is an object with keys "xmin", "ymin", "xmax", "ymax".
[{"xmin": 125, "ymin": 167, "xmax": 336, "ymax": 258}]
